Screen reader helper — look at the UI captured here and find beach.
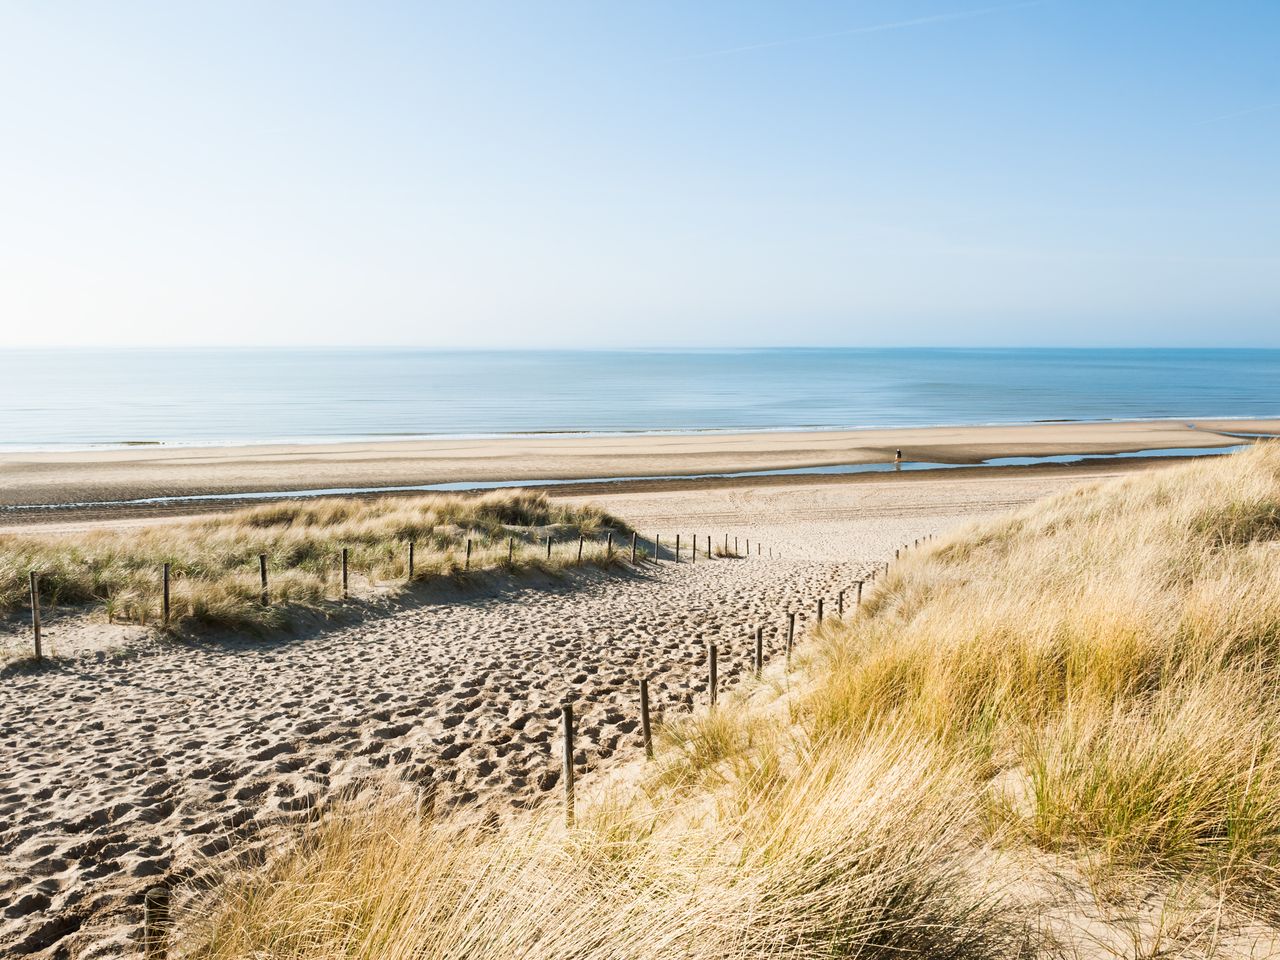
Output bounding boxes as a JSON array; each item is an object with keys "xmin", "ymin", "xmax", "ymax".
[
  {"xmin": 3, "ymin": 421, "xmax": 1278, "ymax": 957},
  {"xmin": 2, "ymin": 418, "xmax": 1275, "ymax": 514},
  {"xmin": 0, "ymin": 459, "xmax": 1146, "ymax": 958}
]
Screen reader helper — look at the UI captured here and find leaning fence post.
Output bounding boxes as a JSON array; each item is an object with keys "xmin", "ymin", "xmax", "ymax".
[
  {"xmin": 578, "ymin": 535, "xmax": 584, "ymax": 563},
  {"xmin": 708, "ymin": 643, "xmax": 718, "ymax": 707},
  {"xmin": 562, "ymin": 703, "xmax": 575, "ymax": 827},
  {"xmin": 162, "ymin": 563, "xmax": 170, "ymax": 625},
  {"xmin": 29, "ymin": 571, "xmax": 42, "ymax": 661},
  {"xmin": 639, "ymin": 677, "xmax": 653, "ymax": 760},
  {"xmin": 857, "ymin": 580, "xmax": 864, "ymax": 606},
  {"xmin": 259, "ymin": 554, "xmax": 269, "ymax": 606},
  {"xmin": 631, "ymin": 531, "xmax": 637, "ymax": 564},
  {"xmin": 607, "ymin": 531, "xmax": 614, "ymax": 556},
  {"xmin": 754, "ymin": 626, "xmax": 763, "ymax": 678},
  {"xmin": 786, "ymin": 612, "xmax": 795, "ymax": 666},
  {"xmin": 142, "ymin": 884, "xmax": 170, "ymax": 958},
  {"xmin": 654, "ymin": 534, "xmax": 660, "ymax": 562},
  {"xmin": 546, "ymin": 536, "xmax": 553, "ymax": 560}
]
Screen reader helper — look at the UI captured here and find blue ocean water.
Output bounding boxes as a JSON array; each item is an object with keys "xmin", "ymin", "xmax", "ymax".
[{"xmin": 0, "ymin": 348, "xmax": 1276, "ymax": 449}]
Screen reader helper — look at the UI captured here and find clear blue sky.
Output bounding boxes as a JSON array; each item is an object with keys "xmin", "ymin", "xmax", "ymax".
[{"xmin": 1, "ymin": 1, "xmax": 1277, "ymax": 348}]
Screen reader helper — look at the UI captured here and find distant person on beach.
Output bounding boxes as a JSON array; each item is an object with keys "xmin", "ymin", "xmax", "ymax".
[{"xmin": 895, "ymin": 449, "xmax": 902, "ymax": 462}]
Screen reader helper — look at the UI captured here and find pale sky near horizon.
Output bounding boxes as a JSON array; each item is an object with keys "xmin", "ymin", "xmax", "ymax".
[{"xmin": 1, "ymin": 1, "xmax": 1277, "ymax": 349}]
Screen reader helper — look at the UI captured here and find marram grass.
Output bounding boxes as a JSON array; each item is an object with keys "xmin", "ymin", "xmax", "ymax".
[
  {"xmin": 185, "ymin": 444, "xmax": 1280, "ymax": 957},
  {"xmin": 0, "ymin": 491, "xmax": 628, "ymax": 634}
]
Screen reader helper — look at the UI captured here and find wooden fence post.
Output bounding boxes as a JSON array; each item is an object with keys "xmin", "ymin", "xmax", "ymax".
[
  {"xmin": 786, "ymin": 612, "xmax": 795, "ymax": 665},
  {"xmin": 631, "ymin": 531, "xmax": 637, "ymax": 564},
  {"xmin": 509, "ymin": 536, "xmax": 514, "ymax": 564},
  {"xmin": 817, "ymin": 597, "xmax": 824, "ymax": 622},
  {"xmin": 578, "ymin": 536, "xmax": 584, "ymax": 563},
  {"xmin": 466, "ymin": 539, "xmax": 473, "ymax": 569},
  {"xmin": 639, "ymin": 677, "xmax": 653, "ymax": 760},
  {"xmin": 607, "ymin": 531, "xmax": 613, "ymax": 555},
  {"xmin": 708, "ymin": 644, "xmax": 718, "ymax": 707},
  {"xmin": 142, "ymin": 884, "xmax": 170, "ymax": 958},
  {"xmin": 707, "ymin": 534, "xmax": 712, "ymax": 559},
  {"xmin": 754, "ymin": 626, "xmax": 763, "ymax": 678},
  {"xmin": 341, "ymin": 548, "xmax": 349, "ymax": 597},
  {"xmin": 546, "ymin": 537, "xmax": 552, "ymax": 560},
  {"xmin": 675, "ymin": 533, "xmax": 680, "ymax": 563},
  {"xmin": 654, "ymin": 534, "xmax": 660, "ymax": 562},
  {"xmin": 838, "ymin": 588, "xmax": 844, "ymax": 616},
  {"xmin": 746, "ymin": 538, "xmax": 750, "ymax": 556},
  {"xmin": 408, "ymin": 541, "xmax": 415, "ymax": 579},
  {"xmin": 162, "ymin": 563, "xmax": 170, "ymax": 625},
  {"xmin": 857, "ymin": 580, "xmax": 864, "ymax": 606},
  {"xmin": 29, "ymin": 571, "xmax": 42, "ymax": 661},
  {"xmin": 562, "ymin": 704, "xmax": 575, "ymax": 827},
  {"xmin": 259, "ymin": 554, "xmax": 269, "ymax": 606}
]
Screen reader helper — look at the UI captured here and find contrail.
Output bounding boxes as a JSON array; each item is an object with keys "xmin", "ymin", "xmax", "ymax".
[
  {"xmin": 1195, "ymin": 101, "xmax": 1280, "ymax": 126},
  {"xmin": 672, "ymin": 1, "xmax": 1045, "ymax": 62}
]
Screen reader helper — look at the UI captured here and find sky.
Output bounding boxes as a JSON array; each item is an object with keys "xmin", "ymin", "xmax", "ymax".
[{"xmin": 1, "ymin": 1, "xmax": 1277, "ymax": 348}]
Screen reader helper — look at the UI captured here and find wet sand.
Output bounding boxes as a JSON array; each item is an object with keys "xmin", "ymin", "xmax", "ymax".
[
  {"xmin": 0, "ymin": 464, "xmax": 1134, "ymax": 958},
  {"xmin": 2, "ymin": 418, "xmax": 1275, "ymax": 510}
]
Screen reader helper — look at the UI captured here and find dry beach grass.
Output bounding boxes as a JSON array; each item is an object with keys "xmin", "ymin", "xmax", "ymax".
[
  {"xmin": 184, "ymin": 444, "xmax": 1280, "ymax": 959},
  {"xmin": 0, "ymin": 491, "xmax": 627, "ymax": 635}
]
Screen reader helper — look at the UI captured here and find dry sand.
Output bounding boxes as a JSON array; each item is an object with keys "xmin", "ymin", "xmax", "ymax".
[
  {"xmin": 2, "ymin": 418, "xmax": 1274, "ymax": 509},
  {"xmin": 0, "ymin": 461, "xmax": 1225, "ymax": 957}
]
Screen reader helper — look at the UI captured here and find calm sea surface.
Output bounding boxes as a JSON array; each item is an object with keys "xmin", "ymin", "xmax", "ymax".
[{"xmin": 1, "ymin": 348, "xmax": 1277, "ymax": 450}]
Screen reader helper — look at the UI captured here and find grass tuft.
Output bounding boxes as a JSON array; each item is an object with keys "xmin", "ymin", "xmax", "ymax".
[{"xmin": 0, "ymin": 491, "xmax": 628, "ymax": 635}]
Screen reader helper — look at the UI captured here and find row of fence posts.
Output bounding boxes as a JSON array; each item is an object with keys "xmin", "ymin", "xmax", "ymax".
[
  {"xmin": 555, "ymin": 572, "xmax": 890, "ymax": 826},
  {"xmin": 135, "ymin": 530, "xmax": 934, "ymax": 951},
  {"xmin": 551, "ymin": 532, "xmax": 939, "ymax": 826},
  {"xmin": 23, "ymin": 530, "xmax": 934, "ymax": 668},
  {"xmin": 22, "ymin": 529, "xmax": 769, "ymax": 661}
]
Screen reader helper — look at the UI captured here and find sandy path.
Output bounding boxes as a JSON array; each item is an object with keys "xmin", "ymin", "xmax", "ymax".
[{"xmin": 1, "ymin": 470, "xmax": 1104, "ymax": 957}]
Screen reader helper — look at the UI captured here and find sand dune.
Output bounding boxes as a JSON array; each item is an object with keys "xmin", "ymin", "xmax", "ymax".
[{"xmin": 0, "ymin": 467, "xmax": 1175, "ymax": 957}]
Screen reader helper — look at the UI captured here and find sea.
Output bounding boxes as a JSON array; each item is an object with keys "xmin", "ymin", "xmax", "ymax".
[{"xmin": 1, "ymin": 348, "xmax": 1277, "ymax": 450}]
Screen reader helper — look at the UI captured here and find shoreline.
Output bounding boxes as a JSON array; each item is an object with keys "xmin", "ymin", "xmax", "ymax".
[
  {"xmin": 2, "ymin": 418, "xmax": 1277, "ymax": 515},
  {"xmin": 1, "ymin": 417, "xmax": 1275, "ymax": 529},
  {"xmin": 0, "ymin": 409, "xmax": 1274, "ymax": 455},
  {"xmin": 2, "ymin": 413, "xmax": 1278, "ymax": 454}
]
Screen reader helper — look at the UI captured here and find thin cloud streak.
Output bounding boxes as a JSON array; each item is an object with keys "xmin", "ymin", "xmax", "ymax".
[
  {"xmin": 672, "ymin": 1, "xmax": 1045, "ymax": 62},
  {"xmin": 1195, "ymin": 101, "xmax": 1280, "ymax": 125}
]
